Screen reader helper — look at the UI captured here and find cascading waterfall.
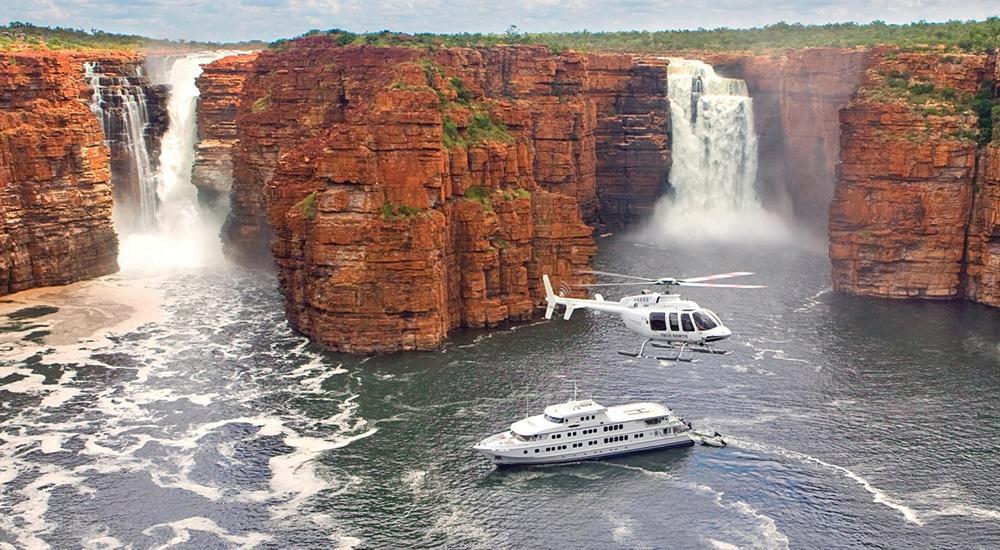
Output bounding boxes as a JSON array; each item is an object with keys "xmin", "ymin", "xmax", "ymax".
[
  {"xmin": 648, "ymin": 58, "xmax": 788, "ymax": 242},
  {"xmin": 84, "ymin": 62, "xmax": 158, "ymax": 233},
  {"xmin": 105, "ymin": 51, "xmax": 237, "ymax": 270}
]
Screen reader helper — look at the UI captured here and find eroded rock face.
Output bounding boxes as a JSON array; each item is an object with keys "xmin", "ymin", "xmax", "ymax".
[
  {"xmin": 588, "ymin": 54, "xmax": 670, "ymax": 226},
  {"xmin": 0, "ymin": 52, "xmax": 120, "ymax": 294},
  {"xmin": 966, "ymin": 144, "xmax": 1000, "ymax": 307},
  {"xmin": 228, "ymin": 39, "xmax": 597, "ymax": 352},
  {"xmin": 193, "ymin": 53, "xmax": 257, "ymax": 210},
  {"xmin": 829, "ymin": 50, "xmax": 987, "ymax": 299}
]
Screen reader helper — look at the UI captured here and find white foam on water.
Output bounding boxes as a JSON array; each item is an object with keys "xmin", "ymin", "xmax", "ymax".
[
  {"xmin": 142, "ymin": 516, "xmax": 271, "ymax": 549},
  {"xmin": 747, "ymin": 345, "xmax": 811, "ymax": 365},
  {"xmin": 687, "ymin": 482, "xmax": 790, "ymax": 550},
  {"xmin": 794, "ymin": 287, "xmax": 832, "ymax": 313},
  {"xmin": 80, "ymin": 530, "xmax": 126, "ymax": 550},
  {"xmin": 427, "ymin": 507, "xmax": 497, "ymax": 546},
  {"xmin": 0, "ymin": 467, "xmax": 92, "ymax": 549},
  {"xmin": 605, "ymin": 462, "xmax": 788, "ymax": 549},
  {"xmin": 402, "ymin": 469, "xmax": 428, "ymax": 494},
  {"xmin": 706, "ymin": 538, "xmax": 742, "ymax": 550},
  {"xmin": 730, "ymin": 437, "xmax": 925, "ymax": 525},
  {"xmin": 608, "ymin": 511, "xmax": 637, "ymax": 546}
]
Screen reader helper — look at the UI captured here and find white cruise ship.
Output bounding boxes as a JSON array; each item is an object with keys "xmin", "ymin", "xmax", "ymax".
[{"xmin": 474, "ymin": 399, "xmax": 694, "ymax": 465}]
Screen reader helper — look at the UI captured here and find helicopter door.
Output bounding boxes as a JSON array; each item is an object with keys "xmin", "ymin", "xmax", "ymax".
[
  {"xmin": 669, "ymin": 313, "xmax": 680, "ymax": 332},
  {"xmin": 649, "ymin": 312, "xmax": 667, "ymax": 331}
]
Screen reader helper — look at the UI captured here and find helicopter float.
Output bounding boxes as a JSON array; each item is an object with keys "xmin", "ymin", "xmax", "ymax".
[{"xmin": 542, "ymin": 270, "xmax": 765, "ymax": 362}]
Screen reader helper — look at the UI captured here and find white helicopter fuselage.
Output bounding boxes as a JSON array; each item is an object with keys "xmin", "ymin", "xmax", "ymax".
[
  {"xmin": 616, "ymin": 293, "xmax": 731, "ymax": 343},
  {"xmin": 543, "ymin": 275, "xmax": 732, "ymax": 345}
]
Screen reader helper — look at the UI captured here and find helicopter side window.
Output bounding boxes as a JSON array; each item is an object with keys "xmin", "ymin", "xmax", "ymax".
[
  {"xmin": 681, "ymin": 313, "xmax": 695, "ymax": 332},
  {"xmin": 693, "ymin": 311, "xmax": 718, "ymax": 330},
  {"xmin": 649, "ymin": 312, "xmax": 667, "ymax": 331},
  {"xmin": 669, "ymin": 313, "xmax": 679, "ymax": 331}
]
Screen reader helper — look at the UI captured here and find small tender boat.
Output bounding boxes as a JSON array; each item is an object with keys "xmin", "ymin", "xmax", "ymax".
[
  {"xmin": 474, "ymin": 399, "xmax": 696, "ymax": 466},
  {"xmin": 693, "ymin": 431, "xmax": 727, "ymax": 447}
]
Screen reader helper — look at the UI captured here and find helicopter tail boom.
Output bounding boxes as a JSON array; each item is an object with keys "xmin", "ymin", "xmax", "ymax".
[{"xmin": 542, "ymin": 274, "xmax": 625, "ymax": 320}]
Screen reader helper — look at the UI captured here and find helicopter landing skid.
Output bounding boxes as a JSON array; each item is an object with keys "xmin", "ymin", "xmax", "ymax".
[
  {"xmin": 618, "ymin": 339, "xmax": 700, "ymax": 362},
  {"xmin": 650, "ymin": 341, "xmax": 731, "ymax": 356}
]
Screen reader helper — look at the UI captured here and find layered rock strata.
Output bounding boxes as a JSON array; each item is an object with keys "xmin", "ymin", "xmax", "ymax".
[
  {"xmin": 965, "ymin": 143, "xmax": 1000, "ymax": 307},
  {"xmin": 588, "ymin": 54, "xmax": 670, "ymax": 226},
  {"xmin": 0, "ymin": 52, "xmax": 121, "ymax": 294},
  {"xmin": 193, "ymin": 53, "xmax": 257, "ymax": 210},
  {"xmin": 227, "ymin": 39, "xmax": 600, "ymax": 351},
  {"xmin": 829, "ymin": 50, "xmax": 989, "ymax": 299}
]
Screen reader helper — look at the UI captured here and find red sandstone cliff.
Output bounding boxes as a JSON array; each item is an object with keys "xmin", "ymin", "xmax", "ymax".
[
  {"xmin": 588, "ymin": 54, "xmax": 670, "ymax": 226},
  {"xmin": 830, "ymin": 49, "xmax": 988, "ymax": 299},
  {"xmin": 966, "ymin": 144, "xmax": 1000, "ymax": 308},
  {"xmin": 225, "ymin": 39, "xmax": 599, "ymax": 351},
  {"xmin": 193, "ymin": 53, "xmax": 257, "ymax": 210},
  {"xmin": 0, "ymin": 51, "xmax": 122, "ymax": 294}
]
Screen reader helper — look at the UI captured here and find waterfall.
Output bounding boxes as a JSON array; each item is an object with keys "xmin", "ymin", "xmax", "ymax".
[
  {"xmin": 84, "ymin": 62, "xmax": 158, "ymax": 233},
  {"xmin": 647, "ymin": 58, "xmax": 788, "ymax": 243},
  {"xmin": 116, "ymin": 51, "xmax": 237, "ymax": 270}
]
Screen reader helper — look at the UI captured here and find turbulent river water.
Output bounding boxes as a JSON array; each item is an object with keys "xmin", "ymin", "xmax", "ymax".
[{"xmin": 1, "ymin": 234, "xmax": 998, "ymax": 549}]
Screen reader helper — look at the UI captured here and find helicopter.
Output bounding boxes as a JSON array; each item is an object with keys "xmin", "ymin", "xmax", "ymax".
[{"xmin": 542, "ymin": 270, "xmax": 765, "ymax": 362}]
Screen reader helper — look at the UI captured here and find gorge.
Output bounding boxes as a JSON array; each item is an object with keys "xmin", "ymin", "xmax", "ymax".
[
  {"xmin": 0, "ymin": 37, "xmax": 998, "ymax": 353},
  {"xmin": 1, "ymin": 21, "xmax": 999, "ymax": 549}
]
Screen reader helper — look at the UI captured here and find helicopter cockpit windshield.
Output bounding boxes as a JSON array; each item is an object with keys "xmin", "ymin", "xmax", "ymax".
[{"xmin": 693, "ymin": 310, "xmax": 722, "ymax": 330}]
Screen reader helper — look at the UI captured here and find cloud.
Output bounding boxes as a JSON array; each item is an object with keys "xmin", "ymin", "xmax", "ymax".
[{"xmin": 0, "ymin": 0, "xmax": 995, "ymax": 42}]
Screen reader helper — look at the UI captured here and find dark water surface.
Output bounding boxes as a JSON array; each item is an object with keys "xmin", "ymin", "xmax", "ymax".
[{"xmin": 1, "ymin": 235, "xmax": 998, "ymax": 549}]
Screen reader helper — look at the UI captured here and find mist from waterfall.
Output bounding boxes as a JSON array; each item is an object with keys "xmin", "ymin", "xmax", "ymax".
[
  {"xmin": 116, "ymin": 51, "xmax": 235, "ymax": 270},
  {"xmin": 646, "ymin": 58, "xmax": 790, "ymax": 243}
]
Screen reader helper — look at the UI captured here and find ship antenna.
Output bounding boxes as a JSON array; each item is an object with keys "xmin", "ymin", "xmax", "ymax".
[{"xmin": 573, "ymin": 381, "xmax": 578, "ymax": 401}]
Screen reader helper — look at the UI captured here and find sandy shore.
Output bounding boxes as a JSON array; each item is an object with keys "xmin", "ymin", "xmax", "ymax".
[{"xmin": 0, "ymin": 274, "xmax": 163, "ymax": 355}]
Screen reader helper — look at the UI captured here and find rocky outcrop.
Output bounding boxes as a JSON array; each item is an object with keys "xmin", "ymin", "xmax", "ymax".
[
  {"xmin": 193, "ymin": 53, "xmax": 256, "ymax": 210},
  {"xmin": 0, "ymin": 52, "xmax": 119, "ymax": 294},
  {"xmin": 84, "ymin": 56, "xmax": 169, "ymax": 231},
  {"xmin": 587, "ymin": 54, "xmax": 670, "ymax": 226},
  {"xmin": 226, "ymin": 39, "xmax": 597, "ymax": 351},
  {"xmin": 966, "ymin": 144, "xmax": 1000, "ymax": 307},
  {"xmin": 829, "ymin": 50, "xmax": 989, "ymax": 299}
]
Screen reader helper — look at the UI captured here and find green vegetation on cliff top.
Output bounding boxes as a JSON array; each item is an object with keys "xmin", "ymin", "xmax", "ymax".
[
  {"xmin": 0, "ymin": 21, "xmax": 264, "ymax": 52},
  {"xmin": 278, "ymin": 18, "xmax": 1000, "ymax": 53},
  {"xmin": 6, "ymin": 18, "xmax": 999, "ymax": 54}
]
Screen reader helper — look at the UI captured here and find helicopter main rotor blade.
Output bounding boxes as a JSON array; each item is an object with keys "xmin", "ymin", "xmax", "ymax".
[
  {"xmin": 679, "ymin": 271, "xmax": 756, "ymax": 283},
  {"xmin": 676, "ymin": 282, "xmax": 767, "ymax": 288},
  {"xmin": 571, "ymin": 283, "xmax": 654, "ymax": 288},
  {"xmin": 572, "ymin": 282, "xmax": 655, "ymax": 288},
  {"xmin": 577, "ymin": 270, "xmax": 658, "ymax": 282}
]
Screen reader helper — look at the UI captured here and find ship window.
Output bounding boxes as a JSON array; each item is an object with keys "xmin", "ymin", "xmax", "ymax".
[
  {"xmin": 535, "ymin": 449, "xmax": 539, "ymax": 453},
  {"xmin": 524, "ymin": 450, "xmax": 528, "ymax": 454},
  {"xmin": 544, "ymin": 414, "xmax": 565, "ymax": 424},
  {"xmin": 681, "ymin": 314, "xmax": 695, "ymax": 332},
  {"xmin": 649, "ymin": 312, "xmax": 667, "ymax": 331},
  {"xmin": 669, "ymin": 313, "xmax": 680, "ymax": 331},
  {"xmin": 693, "ymin": 311, "xmax": 718, "ymax": 330}
]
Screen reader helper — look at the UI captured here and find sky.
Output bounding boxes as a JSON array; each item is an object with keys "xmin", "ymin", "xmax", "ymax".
[{"xmin": 3, "ymin": 0, "xmax": 997, "ymax": 43}]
